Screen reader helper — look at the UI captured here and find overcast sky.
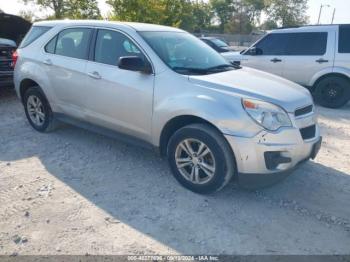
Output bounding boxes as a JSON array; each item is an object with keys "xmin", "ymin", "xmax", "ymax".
[{"xmin": 0, "ymin": 0, "xmax": 349, "ymax": 25}]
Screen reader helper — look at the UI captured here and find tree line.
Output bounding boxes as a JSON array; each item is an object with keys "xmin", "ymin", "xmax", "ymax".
[{"xmin": 20, "ymin": 0, "xmax": 309, "ymax": 33}]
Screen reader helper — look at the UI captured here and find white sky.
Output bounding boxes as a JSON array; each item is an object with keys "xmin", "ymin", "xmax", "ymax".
[{"xmin": 0, "ymin": 0, "xmax": 349, "ymax": 24}]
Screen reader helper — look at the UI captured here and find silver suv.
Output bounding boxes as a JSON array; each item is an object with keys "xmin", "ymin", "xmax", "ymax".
[
  {"xmin": 230, "ymin": 25, "xmax": 350, "ymax": 108},
  {"xmin": 14, "ymin": 20, "xmax": 321, "ymax": 193}
]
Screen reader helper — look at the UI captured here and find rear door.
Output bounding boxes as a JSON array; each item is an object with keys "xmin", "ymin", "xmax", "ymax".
[
  {"xmin": 334, "ymin": 25, "xmax": 350, "ymax": 71},
  {"xmin": 240, "ymin": 33, "xmax": 288, "ymax": 77},
  {"xmin": 282, "ymin": 31, "xmax": 334, "ymax": 86},
  {"xmin": 42, "ymin": 27, "xmax": 92, "ymax": 118}
]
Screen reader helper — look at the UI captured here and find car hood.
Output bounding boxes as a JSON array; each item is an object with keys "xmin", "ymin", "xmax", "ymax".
[{"xmin": 188, "ymin": 67, "xmax": 312, "ymax": 113}]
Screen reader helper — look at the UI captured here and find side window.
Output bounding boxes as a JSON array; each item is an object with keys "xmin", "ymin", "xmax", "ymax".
[
  {"xmin": 45, "ymin": 36, "xmax": 57, "ymax": 54},
  {"xmin": 286, "ymin": 32, "xmax": 327, "ymax": 56},
  {"xmin": 19, "ymin": 26, "xmax": 52, "ymax": 48},
  {"xmin": 254, "ymin": 33, "xmax": 289, "ymax": 55},
  {"xmin": 55, "ymin": 28, "xmax": 92, "ymax": 59},
  {"xmin": 94, "ymin": 29, "xmax": 144, "ymax": 66},
  {"xmin": 339, "ymin": 25, "xmax": 350, "ymax": 53}
]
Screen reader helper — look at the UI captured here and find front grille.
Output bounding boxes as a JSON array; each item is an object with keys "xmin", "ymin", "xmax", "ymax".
[
  {"xmin": 300, "ymin": 125, "xmax": 316, "ymax": 140},
  {"xmin": 295, "ymin": 105, "xmax": 313, "ymax": 117}
]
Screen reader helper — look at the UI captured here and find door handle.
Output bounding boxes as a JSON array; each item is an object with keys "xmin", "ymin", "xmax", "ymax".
[
  {"xmin": 43, "ymin": 59, "xmax": 52, "ymax": 66},
  {"xmin": 270, "ymin": 58, "xmax": 282, "ymax": 63},
  {"xmin": 316, "ymin": 58, "xmax": 328, "ymax": 63},
  {"xmin": 87, "ymin": 71, "xmax": 101, "ymax": 79}
]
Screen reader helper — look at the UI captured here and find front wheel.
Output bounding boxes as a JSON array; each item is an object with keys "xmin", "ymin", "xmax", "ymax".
[
  {"xmin": 167, "ymin": 123, "xmax": 236, "ymax": 194},
  {"xmin": 314, "ymin": 76, "xmax": 350, "ymax": 108}
]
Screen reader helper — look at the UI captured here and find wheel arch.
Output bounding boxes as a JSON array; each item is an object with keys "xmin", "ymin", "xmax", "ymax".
[
  {"xmin": 159, "ymin": 115, "xmax": 222, "ymax": 156},
  {"xmin": 19, "ymin": 79, "xmax": 46, "ymax": 104},
  {"xmin": 311, "ymin": 72, "xmax": 350, "ymax": 92}
]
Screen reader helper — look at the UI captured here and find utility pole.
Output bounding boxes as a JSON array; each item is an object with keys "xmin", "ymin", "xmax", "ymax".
[
  {"xmin": 317, "ymin": 4, "xmax": 330, "ymax": 24},
  {"xmin": 331, "ymin": 8, "xmax": 336, "ymax": 24}
]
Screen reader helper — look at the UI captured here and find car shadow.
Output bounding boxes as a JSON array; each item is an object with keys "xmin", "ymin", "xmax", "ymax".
[{"xmin": 1, "ymin": 89, "xmax": 350, "ymax": 254}]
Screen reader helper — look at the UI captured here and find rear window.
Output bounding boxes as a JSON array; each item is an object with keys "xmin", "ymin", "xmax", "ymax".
[
  {"xmin": 44, "ymin": 28, "xmax": 92, "ymax": 60},
  {"xmin": 19, "ymin": 26, "xmax": 51, "ymax": 48},
  {"xmin": 339, "ymin": 25, "xmax": 350, "ymax": 53},
  {"xmin": 286, "ymin": 32, "xmax": 328, "ymax": 56}
]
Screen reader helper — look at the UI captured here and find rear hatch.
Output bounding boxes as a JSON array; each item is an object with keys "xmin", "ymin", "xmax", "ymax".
[
  {"xmin": 0, "ymin": 13, "xmax": 31, "ymax": 45},
  {"xmin": 0, "ymin": 12, "xmax": 31, "ymax": 81}
]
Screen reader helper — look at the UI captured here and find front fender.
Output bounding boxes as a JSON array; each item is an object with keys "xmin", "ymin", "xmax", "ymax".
[{"xmin": 151, "ymin": 93, "xmax": 262, "ymax": 146}]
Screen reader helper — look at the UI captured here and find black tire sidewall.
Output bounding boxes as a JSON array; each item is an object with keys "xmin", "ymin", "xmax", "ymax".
[
  {"xmin": 23, "ymin": 87, "xmax": 52, "ymax": 132},
  {"xmin": 314, "ymin": 76, "xmax": 350, "ymax": 108},
  {"xmin": 167, "ymin": 125, "xmax": 233, "ymax": 194}
]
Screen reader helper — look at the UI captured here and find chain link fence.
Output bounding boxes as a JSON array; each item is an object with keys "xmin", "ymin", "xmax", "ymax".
[{"xmin": 194, "ymin": 33, "xmax": 266, "ymax": 50}]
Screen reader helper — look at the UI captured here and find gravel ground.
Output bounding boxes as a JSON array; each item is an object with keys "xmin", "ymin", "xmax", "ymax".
[{"xmin": 0, "ymin": 87, "xmax": 349, "ymax": 255}]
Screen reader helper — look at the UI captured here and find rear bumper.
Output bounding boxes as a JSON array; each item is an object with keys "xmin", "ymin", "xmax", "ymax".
[{"xmin": 225, "ymin": 125, "xmax": 321, "ymax": 187}]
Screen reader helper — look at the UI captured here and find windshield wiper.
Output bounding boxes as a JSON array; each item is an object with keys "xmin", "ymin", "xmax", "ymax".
[
  {"xmin": 206, "ymin": 63, "xmax": 241, "ymax": 71},
  {"xmin": 172, "ymin": 67, "xmax": 208, "ymax": 74},
  {"xmin": 172, "ymin": 63, "xmax": 241, "ymax": 75}
]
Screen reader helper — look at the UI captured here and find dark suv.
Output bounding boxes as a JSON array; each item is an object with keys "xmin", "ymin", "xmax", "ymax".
[
  {"xmin": 0, "ymin": 38, "xmax": 17, "ymax": 86},
  {"xmin": 0, "ymin": 12, "xmax": 31, "ymax": 87}
]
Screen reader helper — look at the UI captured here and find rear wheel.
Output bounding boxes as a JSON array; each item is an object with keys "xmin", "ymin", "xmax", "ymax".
[
  {"xmin": 167, "ymin": 123, "xmax": 235, "ymax": 194},
  {"xmin": 314, "ymin": 76, "xmax": 350, "ymax": 108},
  {"xmin": 23, "ymin": 86, "xmax": 57, "ymax": 132}
]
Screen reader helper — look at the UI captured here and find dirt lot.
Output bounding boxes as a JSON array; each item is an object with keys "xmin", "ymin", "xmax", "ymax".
[{"xmin": 0, "ymin": 87, "xmax": 349, "ymax": 255}]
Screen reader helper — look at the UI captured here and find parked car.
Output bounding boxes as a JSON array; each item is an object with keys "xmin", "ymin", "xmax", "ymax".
[
  {"xmin": 0, "ymin": 12, "xmax": 31, "ymax": 87},
  {"xmin": 14, "ymin": 20, "xmax": 321, "ymax": 193},
  {"xmin": 228, "ymin": 25, "xmax": 350, "ymax": 108},
  {"xmin": 0, "ymin": 38, "xmax": 17, "ymax": 86},
  {"xmin": 200, "ymin": 37, "xmax": 238, "ymax": 62}
]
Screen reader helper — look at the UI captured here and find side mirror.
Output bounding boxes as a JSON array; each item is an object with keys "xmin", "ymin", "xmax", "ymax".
[
  {"xmin": 246, "ymin": 47, "xmax": 263, "ymax": 56},
  {"xmin": 118, "ymin": 56, "xmax": 153, "ymax": 74}
]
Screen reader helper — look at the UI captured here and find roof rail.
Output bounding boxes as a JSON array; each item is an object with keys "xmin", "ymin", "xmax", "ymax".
[{"xmin": 276, "ymin": 24, "xmax": 349, "ymax": 30}]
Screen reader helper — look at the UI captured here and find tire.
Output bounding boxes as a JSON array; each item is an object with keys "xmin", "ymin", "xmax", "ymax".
[
  {"xmin": 23, "ymin": 86, "xmax": 57, "ymax": 132},
  {"xmin": 167, "ymin": 123, "xmax": 236, "ymax": 194},
  {"xmin": 314, "ymin": 76, "xmax": 350, "ymax": 108}
]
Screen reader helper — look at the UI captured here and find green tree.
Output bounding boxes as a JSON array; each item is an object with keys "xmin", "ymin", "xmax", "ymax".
[
  {"xmin": 243, "ymin": 0, "xmax": 266, "ymax": 25},
  {"xmin": 191, "ymin": 1, "xmax": 213, "ymax": 32},
  {"xmin": 265, "ymin": 0, "xmax": 308, "ymax": 27},
  {"xmin": 106, "ymin": 0, "xmax": 164, "ymax": 23},
  {"xmin": 21, "ymin": 0, "xmax": 101, "ymax": 19},
  {"xmin": 107, "ymin": 0, "xmax": 212, "ymax": 32},
  {"xmin": 19, "ymin": 10, "xmax": 36, "ymax": 22},
  {"xmin": 22, "ymin": 0, "xmax": 65, "ymax": 18},
  {"xmin": 65, "ymin": 0, "xmax": 101, "ymax": 19},
  {"xmin": 260, "ymin": 19, "xmax": 278, "ymax": 30},
  {"xmin": 210, "ymin": 0, "xmax": 236, "ymax": 33}
]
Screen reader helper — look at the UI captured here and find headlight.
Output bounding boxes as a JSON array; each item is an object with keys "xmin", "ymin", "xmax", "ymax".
[{"xmin": 242, "ymin": 98, "xmax": 292, "ymax": 131}]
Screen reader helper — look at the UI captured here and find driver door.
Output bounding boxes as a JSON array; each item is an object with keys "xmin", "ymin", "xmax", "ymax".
[{"xmin": 241, "ymin": 33, "xmax": 288, "ymax": 77}]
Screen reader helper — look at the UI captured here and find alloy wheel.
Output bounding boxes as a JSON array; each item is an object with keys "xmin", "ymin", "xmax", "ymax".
[
  {"xmin": 174, "ymin": 138, "xmax": 216, "ymax": 185},
  {"xmin": 27, "ymin": 95, "xmax": 45, "ymax": 126}
]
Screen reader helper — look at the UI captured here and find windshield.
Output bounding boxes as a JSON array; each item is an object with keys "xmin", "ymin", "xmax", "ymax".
[
  {"xmin": 140, "ymin": 31, "xmax": 236, "ymax": 75},
  {"xmin": 211, "ymin": 38, "xmax": 228, "ymax": 48}
]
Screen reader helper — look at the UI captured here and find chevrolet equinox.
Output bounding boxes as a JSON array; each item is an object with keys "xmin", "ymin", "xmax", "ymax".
[{"xmin": 14, "ymin": 20, "xmax": 322, "ymax": 193}]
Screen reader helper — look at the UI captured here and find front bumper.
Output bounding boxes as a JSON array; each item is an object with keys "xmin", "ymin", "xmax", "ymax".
[{"xmin": 225, "ymin": 124, "xmax": 321, "ymax": 187}]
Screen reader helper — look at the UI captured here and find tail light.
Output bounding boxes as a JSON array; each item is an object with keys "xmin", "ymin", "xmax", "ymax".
[{"xmin": 11, "ymin": 50, "xmax": 18, "ymax": 68}]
